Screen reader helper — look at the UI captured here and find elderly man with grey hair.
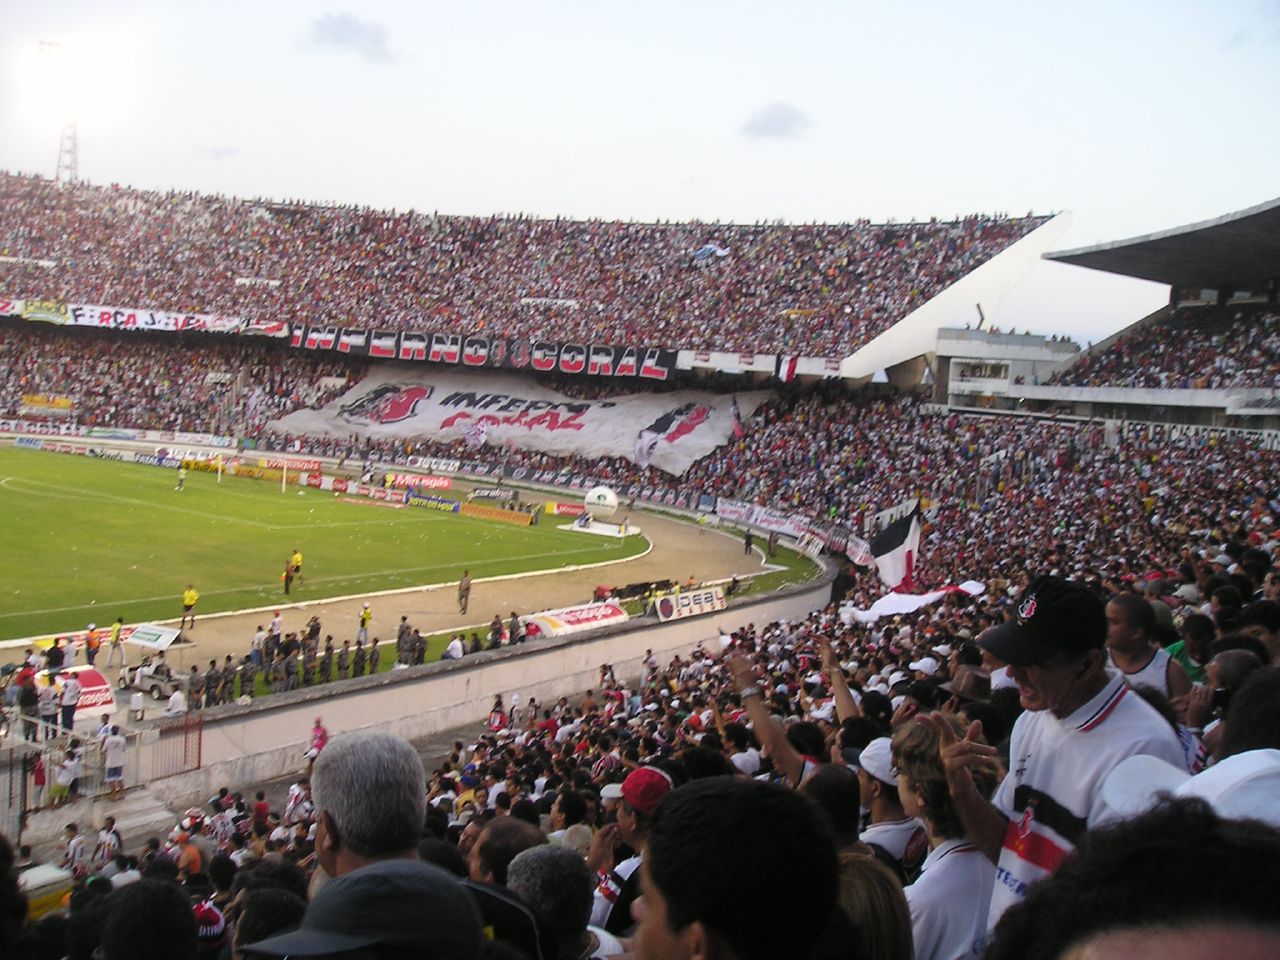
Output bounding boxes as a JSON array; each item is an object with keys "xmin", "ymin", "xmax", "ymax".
[
  {"xmin": 312, "ymin": 729, "xmax": 426, "ymax": 878},
  {"xmin": 508, "ymin": 845, "xmax": 625, "ymax": 959}
]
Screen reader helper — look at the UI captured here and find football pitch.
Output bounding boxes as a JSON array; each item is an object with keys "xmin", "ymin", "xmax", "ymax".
[{"xmin": 0, "ymin": 447, "xmax": 647, "ymax": 641}]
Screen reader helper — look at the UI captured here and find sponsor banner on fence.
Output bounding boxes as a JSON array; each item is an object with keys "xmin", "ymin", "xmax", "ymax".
[
  {"xmin": 654, "ymin": 587, "xmax": 727, "ymax": 622},
  {"xmin": 271, "ymin": 369, "xmax": 770, "ymax": 477},
  {"xmin": 408, "ymin": 493, "xmax": 461, "ymax": 512},
  {"xmin": 258, "ymin": 458, "xmax": 323, "ymax": 472},
  {"xmin": 750, "ymin": 504, "xmax": 810, "ymax": 539},
  {"xmin": 14, "ymin": 436, "xmax": 44, "ymax": 450},
  {"xmin": 85, "ymin": 427, "xmax": 147, "ymax": 441},
  {"xmin": 20, "ymin": 394, "xmax": 72, "ymax": 417},
  {"xmin": 384, "ymin": 472, "xmax": 452, "ymax": 491},
  {"xmin": 523, "ymin": 600, "xmax": 628, "ymax": 639},
  {"xmin": 0, "ymin": 418, "xmax": 86, "ymax": 437},
  {"xmin": 288, "ymin": 324, "xmax": 679, "ymax": 381},
  {"xmin": 134, "ymin": 452, "xmax": 183, "ymax": 468},
  {"xmin": 714, "ymin": 498, "xmax": 756, "ymax": 524},
  {"xmin": 467, "ymin": 487, "xmax": 518, "ymax": 502},
  {"xmin": 406, "ymin": 456, "xmax": 462, "ymax": 474},
  {"xmin": 460, "ymin": 502, "xmax": 535, "ymax": 526},
  {"xmin": 545, "ymin": 501, "xmax": 587, "ymax": 516}
]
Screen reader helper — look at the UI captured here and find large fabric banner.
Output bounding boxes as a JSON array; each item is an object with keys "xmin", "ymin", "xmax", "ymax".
[
  {"xmin": 270, "ymin": 369, "xmax": 770, "ymax": 477},
  {"xmin": 1, "ymin": 297, "xmax": 249, "ymax": 334},
  {"xmin": 288, "ymin": 325, "xmax": 680, "ymax": 381}
]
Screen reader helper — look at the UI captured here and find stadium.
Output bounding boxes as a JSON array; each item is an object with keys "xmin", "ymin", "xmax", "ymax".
[{"xmin": 2, "ymin": 8, "xmax": 1280, "ymax": 960}]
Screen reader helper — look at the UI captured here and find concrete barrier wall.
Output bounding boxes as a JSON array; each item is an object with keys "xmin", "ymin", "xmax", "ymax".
[{"xmin": 146, "ymin": 575, "xmax": 833, "ymax": 810}]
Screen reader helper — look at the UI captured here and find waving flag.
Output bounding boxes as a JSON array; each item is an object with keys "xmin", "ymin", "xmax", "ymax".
[
  {"xmin": 870, "ymin": 506, "xmax": 922, "ymax": 592},
  {"xmin": 692, "ymin": 243, "xmax": 731, "ymax": 263}
]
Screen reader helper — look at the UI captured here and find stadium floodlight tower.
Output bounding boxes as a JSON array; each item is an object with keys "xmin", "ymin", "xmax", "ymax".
[{"xmin": 38, "ymin": 41, "xmax": 78, "ymax": 184}]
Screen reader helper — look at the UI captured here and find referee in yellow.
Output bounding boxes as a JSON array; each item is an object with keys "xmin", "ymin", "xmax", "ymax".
[
  {"xmin": 290, "ymin": 548, "xmax": 304, "ymax": 585},
  {"xmin": 181, "ymin": 584, "xmax": 200, "ymax": 629}
]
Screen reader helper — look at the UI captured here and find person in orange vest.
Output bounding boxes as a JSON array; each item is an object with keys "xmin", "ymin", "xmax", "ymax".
[
  {"xmin": 176, "ymin": 831, "xmax": 203, "ymax": 879},
  {"xmin": 84, "ymin": 625, "xmax": 101, "ymax": 666}
]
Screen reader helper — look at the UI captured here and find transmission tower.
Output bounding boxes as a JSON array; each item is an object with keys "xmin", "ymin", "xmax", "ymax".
[
  {"xmin": 38, "ymin": 41, "xmax": 78, "ymax": 183},
  {"xmin": 56, "ymin": 121, "xmax": 78, "ymax": 184}
]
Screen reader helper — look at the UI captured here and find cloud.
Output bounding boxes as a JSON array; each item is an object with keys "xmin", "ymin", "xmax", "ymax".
[
  {"xmin": 741, "ymin": 102, "xmax": 810, "ymax": 140},
  {"xmin": 309, "ymin": 13, "xmax": 393, "ymax": 64},
  {"xmin": 197, "ymin": 146, "xmax": 238, "ymax": 161}
]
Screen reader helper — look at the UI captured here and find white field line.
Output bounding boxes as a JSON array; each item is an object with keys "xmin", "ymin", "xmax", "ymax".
[{"xmin": 0, "ymin": 539, "xmax": 654, "ymax": 648}]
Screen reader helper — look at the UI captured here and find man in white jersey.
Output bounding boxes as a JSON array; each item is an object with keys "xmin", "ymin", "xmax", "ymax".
[
  {"xmin": 933, "ymin": 575, "xmax": 1185, "ymax": 928},
  {"xmin": 1105, "ymin": 593, "xmax": 1191, "ymax": 700}
]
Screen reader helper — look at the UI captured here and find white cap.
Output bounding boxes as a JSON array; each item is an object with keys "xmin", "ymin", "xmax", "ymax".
[
  {"xmin": 1102, "ymin": 749, "xmax": 1280, "ymax": 828},
  {"xmin": 857, "ymin": 737, "xmax": 897, "ymax": 787},
  {"xmin": 909, "ymin": 656, "xmax": 939, "ymax": 677},
  {"xmin": 888, "ymin": 670, "xmax": 910, "ymax": 688}
]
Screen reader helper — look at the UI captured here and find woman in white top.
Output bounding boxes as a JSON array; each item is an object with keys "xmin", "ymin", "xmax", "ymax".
[{"xmin": 894, "ymin": 716, "xmax": 1002, "ymax": 960}]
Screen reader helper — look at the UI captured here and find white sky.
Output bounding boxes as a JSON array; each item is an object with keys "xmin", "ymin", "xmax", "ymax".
[{"xmin": 2, "ymin": 0, "xmax": 1278, "ymax": 345}]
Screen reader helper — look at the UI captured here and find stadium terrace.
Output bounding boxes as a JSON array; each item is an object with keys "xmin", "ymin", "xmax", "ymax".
[{"xmin": 0, "ymin": 172, "xmax": 1048, "ymax": 360}]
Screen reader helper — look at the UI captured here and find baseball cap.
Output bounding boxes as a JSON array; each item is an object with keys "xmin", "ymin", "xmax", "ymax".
[
  {"xmin": 1101, "ymin": 749, "xmax": 1280, "ymax": 828},
  {"xmin": 856, "ymin": 737, "xmax": 897, "ymax": 787},
  {"xmin": 979, "ymin": 575, "xmax": 1106, "ymax": 667},
  {"xmin": 600, "ymin": 782, "xmax": 625, "ymax": 801},
  {"xmin": 243, "ymin": 859, "xmax": 482, "ymax": 957},
  {"xmin": 909, "ymin": 656, "xmax": 939, "ymax": 676},
  {"xmin": 620, "ymin": 766, "xmax": 673, "ymax": 816}
]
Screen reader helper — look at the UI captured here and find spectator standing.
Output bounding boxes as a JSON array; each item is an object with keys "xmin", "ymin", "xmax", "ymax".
[
  {"xmin": 59, "ymin": 671, "xmax": 82, "ymax": 731},
  {"xmin": 934, "ymin": 576, "xmax": 1186, "ymax": 928},
  {"xmin": 102, "ymin": 724, "xmax": 128, "ymax": 801},
  {"xmin": 458, "ymin": 570, "xmax": 472, "ymax": 614}
]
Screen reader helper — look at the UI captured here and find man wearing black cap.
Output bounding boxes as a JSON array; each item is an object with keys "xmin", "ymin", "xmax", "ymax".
[{"xmin": 925, "ymin": 575, "xmax": 1185, "ymax": 930}]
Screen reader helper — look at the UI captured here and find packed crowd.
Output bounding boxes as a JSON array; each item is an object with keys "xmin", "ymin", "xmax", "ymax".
[
  {"xmin": 0, "ymin": 322, "xmax": 362, "ymax": 434},
  {"xmin": 5, "ymin": 536, "xmax": 1279, "ymax": 958},
  {"xmin": 0, "ymin": 172, "xmax": 1047, "ymax": 356},
  {"xmin": 261, "ymin": 385, "xmax": 1280, "ymax": 597},
  {"xmin": 1048, "ymin": 305, "xmax": 1280, "ymax": 389}
]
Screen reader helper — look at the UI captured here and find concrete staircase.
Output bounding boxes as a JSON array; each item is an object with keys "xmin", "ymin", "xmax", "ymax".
[{"xmin": 24, "ymin": 787, "xmax": 179, "ymax": 854}]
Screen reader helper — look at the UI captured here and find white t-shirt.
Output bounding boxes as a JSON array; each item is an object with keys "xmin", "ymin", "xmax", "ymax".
[
  {"xmin": 103, "ymin": 733, "xmax": 127, "ymax": 770},
  {"xmin": 905, "ymin": 838, "xmax": 994, "ymax": 960},
  {"xmin": 61, "ymin": 678, "xmax": 82, "ymax": 706},
  {"xmin": 860, "ymin": 816, "xmax": 927, "ymax": 865},
  {"xmin": 988, "ymin": 671, "xmax": 1185, "ymax": 927}
]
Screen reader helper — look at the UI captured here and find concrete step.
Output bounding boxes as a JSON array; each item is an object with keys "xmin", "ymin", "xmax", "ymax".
[
  {"xmin": 104, "ymin": 789, "xmax": 180, "ymax": 843},
  {"xmin": 23, "ymin": 787, "xmax": 179, "ymax": 857}
]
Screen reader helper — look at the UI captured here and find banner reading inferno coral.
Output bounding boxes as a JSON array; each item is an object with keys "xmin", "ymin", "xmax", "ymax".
[
  {"xmin": 287, "ymin": 324, "xmax": 681, "ymax": 381},
  {"xmin": 269, "ymin": 369, "xmax": 770, "ymax": 477}
]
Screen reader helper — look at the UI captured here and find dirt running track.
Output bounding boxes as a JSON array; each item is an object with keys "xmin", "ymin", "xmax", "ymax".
[{"xmin": 125, "ymin": 513, "xmax": 766, "ymax": 674}]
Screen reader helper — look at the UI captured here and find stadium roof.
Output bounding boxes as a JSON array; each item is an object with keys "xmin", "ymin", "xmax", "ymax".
[{"xmin": 1044, "ymin": 196, "xmax": 1280, "ymax": 289}]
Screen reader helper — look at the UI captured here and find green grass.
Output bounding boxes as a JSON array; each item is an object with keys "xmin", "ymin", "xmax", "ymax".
[{"xmin": 0, "ymin": 447, "xmax": 647, "ymax": 640}]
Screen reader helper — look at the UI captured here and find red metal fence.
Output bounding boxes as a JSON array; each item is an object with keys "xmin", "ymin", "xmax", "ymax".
[{"xmin": 152, "ymin": 712, "xmax": 203, "ymax": 779}]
